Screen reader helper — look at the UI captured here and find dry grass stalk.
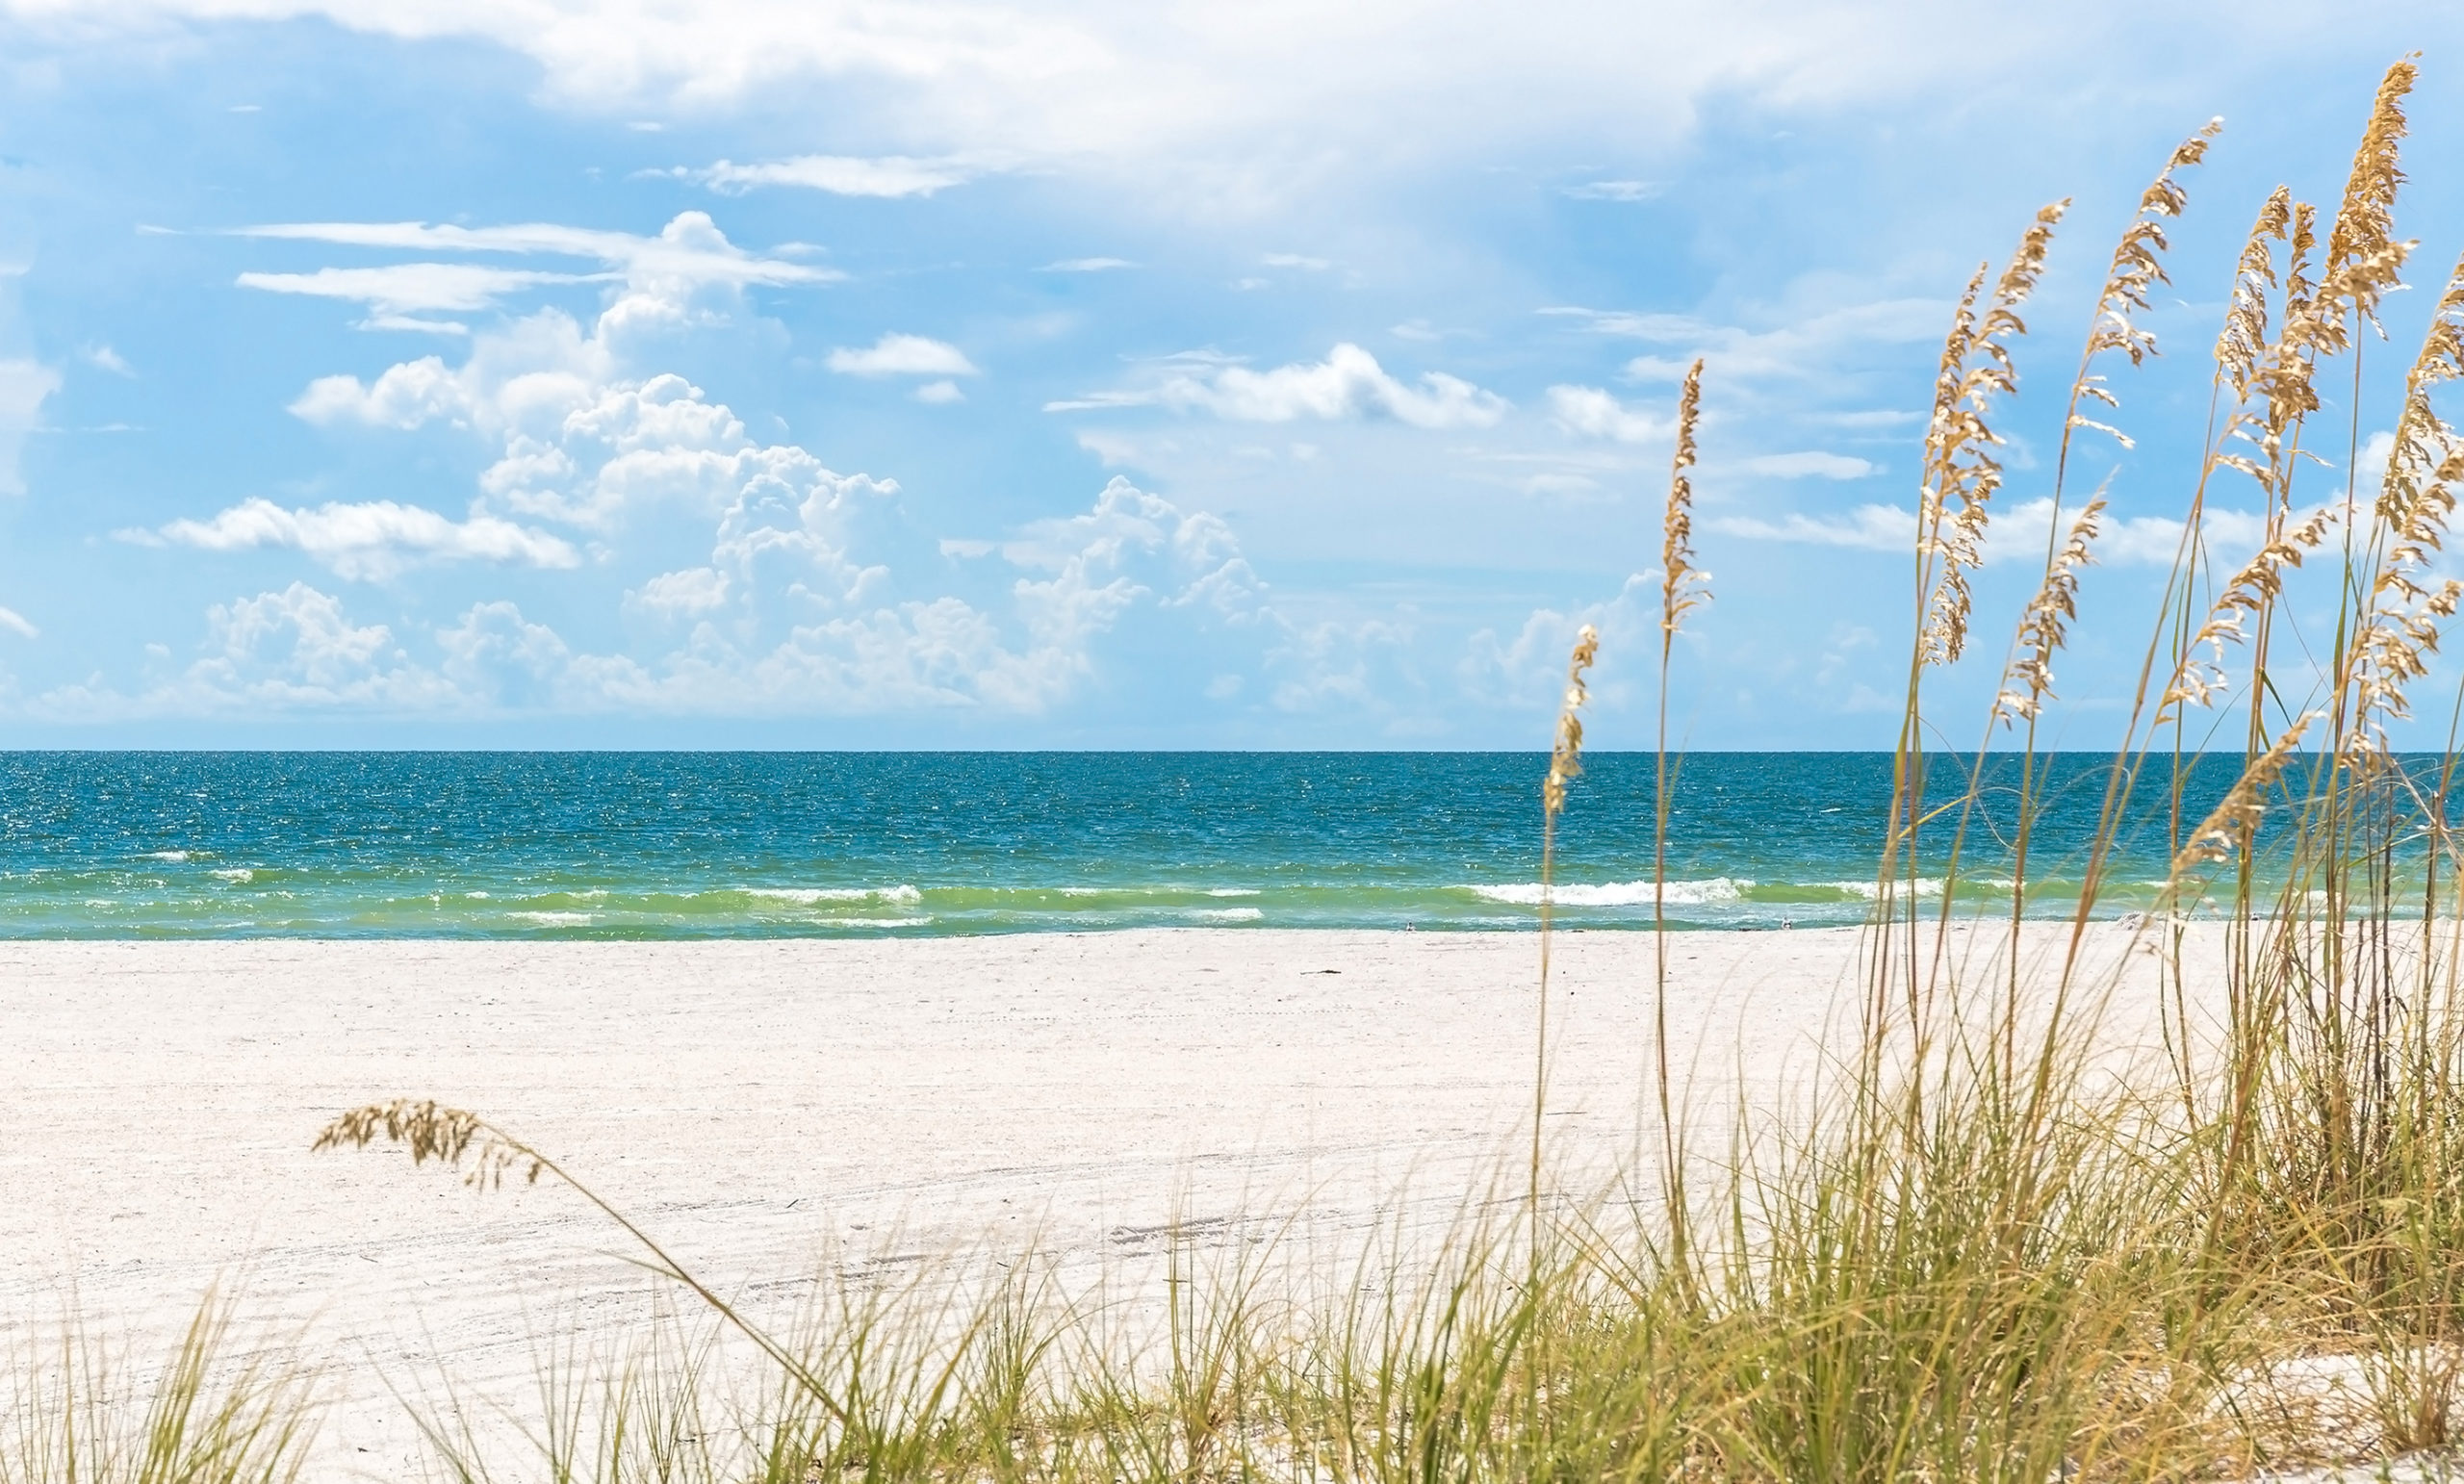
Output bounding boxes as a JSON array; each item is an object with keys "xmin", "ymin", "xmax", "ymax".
[
  {"xmin": 2158, "ymin": 192, "xmax": 2327, "ymax": 728},
  {"xmin": 1533, "ymin": 624, "xmax": 1599, "ymax": 1255},
  {"xmin": 2065, "ymin": 120, "xmax": 2221, "ymax": 450},
  {"xmin": 1994, "ymin": 492, "xmax": 2107, "ymax": 726},
  {"xmin": 2161, "ymin": 502, "xmax": 2339, "ymax": 722},
  {"xmin": 1542, "ymin": 627, "xmax": 1599, "ymax": 825},
  {"xmin": 1655, "ymin": 360, "xmax": 1708, "ymax": 1280},
  {"xmin": 2316, "ymin": 56, "xmax": 2420, "ymax": 348},
  {"xmin": 2217, "ymin": 188, "xmax": 2295, "ymax": 401},
  {"xmin": 313, "ymin": 1098, "xmax": 546, "ymax": 1189},
  {"xmin": 1660, "ymin": 359, "xmax": 1707, "ymax": 638},
  {"xmin": 2337, "ymin": 249, "xmax": 2464, "ymax": 771},
  {"xmin": 1918, "ymin": 202, "xmax": 2065, "ymax": 667},
  {"xmin": 2174, "ymin": 710, "xmax": 2320, "ymax": 873}
]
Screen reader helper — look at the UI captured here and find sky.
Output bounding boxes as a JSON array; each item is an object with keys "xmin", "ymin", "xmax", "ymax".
[{"xmin": 0, "ymin": 2, "xmax": 2458, "ymax": 748}]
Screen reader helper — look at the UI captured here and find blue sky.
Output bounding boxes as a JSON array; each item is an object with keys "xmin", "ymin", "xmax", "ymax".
[{"xmin": 0, "ymin": 2, "xmax": 2457, "ymax": 748}]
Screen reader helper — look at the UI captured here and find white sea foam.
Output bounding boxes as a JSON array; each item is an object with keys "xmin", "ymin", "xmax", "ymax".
[
  {"xmin": 138, "ymin": 851, "xmax": 191, "ymax": 862},
  {"xmin": 466, "ymin": 890, "xmax": 490, "ymax": 899},
  {"xmin": 1830, "ymin": 878, "xmax": 1945, "ymax": 900},
  {"xmin": 841, "ymin": 915, "xmax": 935, "ymax": 928},
  {"xmin": 210, "ymin": 868, "xmax": 253, "ymax": 883},
  {"xmin": 1206, "ymin": 888, "xmax": 1262, "ymax": 898},
  {"xmin": 1467, "ymin": 878, "xmax": 1749, "ymax": 908},
  {"xmin": 1191, "ymin": 907, "xmax": 1265, "ymax": 922},
  {"xmin": 510, "ymin": 910, "xmax": 594, "ymax": 926},
  {"xmin": 743, "ymin": 885, "xmax": 924, "ymax": 906}
]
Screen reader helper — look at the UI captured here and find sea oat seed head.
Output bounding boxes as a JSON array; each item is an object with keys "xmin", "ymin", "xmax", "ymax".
[
  {"xmin": 1544, "ymin": 626, "xmax": 1599, "ymax": 821},
  {"xmin": 1661, "ymin": 359, "xmax": 1709, "ymax": 638},
  {"xmin": 2172, "ymin": 711, "xmax": 2317, "ymax": 872},
  {"xmin": 1995, "ymin": 492, "xmax": 2106, "ymax": 726},
  {"xmin": 2315, "ymin": 57, "xmax": 2419, "ymax": 347},
  {"xmin": 1919, "ymin": 205, "xmax": 2065, "ymax": 667},
  {"xmin": 314, "ymin": 1099, "xmax": 547, "ymax": 1189}
]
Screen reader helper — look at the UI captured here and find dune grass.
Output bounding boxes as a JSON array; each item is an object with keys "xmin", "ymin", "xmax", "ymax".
[{"xmin": 23, "ymin": 53, "xmax": 2464, "ymax": 1482}]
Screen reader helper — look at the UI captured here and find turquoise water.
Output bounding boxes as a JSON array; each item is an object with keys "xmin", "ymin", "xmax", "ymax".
[{"xmin": 0, "ymin": 751, "xmax": 2326, "ymax": 937}]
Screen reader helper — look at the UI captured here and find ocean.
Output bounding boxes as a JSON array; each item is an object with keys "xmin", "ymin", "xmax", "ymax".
[{"xmin": 0, "ymin": 751, "xmax": 2341, "ymax": 937}]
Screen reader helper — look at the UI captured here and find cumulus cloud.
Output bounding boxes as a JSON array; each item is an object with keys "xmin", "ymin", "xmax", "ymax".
[
  {"xmin": 826, "ymin": 333, "xmax": 980, "ymax": 377},
  {"xmin": 137, "ymin": 498, "xmax": 582, "ymax": 580},
  {"xmin": 1052, "ymin": 344, "xmax": 1506, "ymax": 429},
  {"xmin": 679, "ymin": 153, "xmax": 987, "ymax": 196},
  {"xmin": 291, "ymin": 354, "xmax": 478, "ymax": 428},
  {"xmin": 1548, "ymin": 384, "xmax": 1662, "ymax": 443}
]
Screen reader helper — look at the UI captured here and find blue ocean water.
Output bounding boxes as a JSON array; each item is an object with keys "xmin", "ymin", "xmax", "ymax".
[{"xmin": 0, "ymin": 751, "xmax": 2330, "ymax": 937}]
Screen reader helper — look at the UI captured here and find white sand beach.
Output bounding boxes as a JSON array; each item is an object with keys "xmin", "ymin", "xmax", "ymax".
[{"xmin": 0, "ymin": 926, "xmax": 2175, "ymax": 1478}]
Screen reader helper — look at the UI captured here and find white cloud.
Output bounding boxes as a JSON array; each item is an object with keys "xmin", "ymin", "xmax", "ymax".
[
  {"xmin": 84, "ymin": 345, "xmax": 134, "ymax": 376},
  {"xmin": 235, "ymin": 212, "xmax": 840, "ymax": 292},
  {"xmin": 237, "ymin": 264, "xmax": 606, "ymax": 329},
  {"xmin": 1460, "ymin": 575, "xmax": 1649, "ymax": 709},
  {"xmin": 1741, "ymin": 450, "xmax": 1876, "ymax": 479},
  {"xmin": 1548, "ymin": 384, "xmax": 1662, "ymax": 443},
  {"xmin": 1709, "ymin": 495, "xmax": 2290, "ymax": 571},
  {"xmin": 1562, "ymin": 180, "xmax": 1657, "ymax": 201},
  {"xmin": 291, "ymin": 354, "xmax": 478, "ymax": 428},
  {"xmin": 0, "ymin": 358, "xmax": 60, "ymax": 495},
  {"xmin": 518, "ymin": 477, "xmax": 1267, "ymax": 715},
  {"xmin": 162, "ymin": 583, "xmax": 451, "ymax": 713},
  {"xmin": 1710, "ymin": 504, "xmax": 1912, "ymax": 551},
  {"xmin": 913, "ymin": 378, "xmax": 965, "ymax": 403},
  {"xmin": 1262, "ymin": 252, "xmax": 1330, "ymax": 269},
  {"xmin": 138, "ymin": 497, "xmax": 582, "ymax": 580},
  {"xmin": 10, "ymin": 0, "xmax": 2131, "ymax": 204},
  {"xmin": 1041, "ymin": 257, "xmax": 1136, "ymax": 272},
  {"xmin": 680, "ymin": 153, "xmax": 986, "ymax": 197},
  {"xmin": 0, "ymin": 605, "xmax": 37, "ymax": 638},
  {"xmin": 629, "ymin": 565, "xmax": 731, "ymax": 616},
  {"xmin": 1054, "ymin": 344, "xmax": 1506, "ymax": 429},
  {"xmin": 826, "ymin": 333, "xmax": 980, "ymax": 377},
  {"xmin": 1541, "ymin": 298, "xmax": 1950, "ymax": 384}
]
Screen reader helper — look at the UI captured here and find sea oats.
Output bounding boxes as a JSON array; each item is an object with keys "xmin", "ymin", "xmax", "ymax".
[
  {"xmin": 2337, "ymin": 247, "xmax": 2464, "ymax": 770},
  {"xmin": 1995, "ymin": 129, "xmax": 2214, "ymax": 726},
  {"xmin": 1994, "ymin": 492, "xmax": 2106, "ymax": 726},
  {"xmin": 1542, "ymin": 626, "xmax": 1600, "ymax": 824},
  {"xmin": 1919, "ymin": 203, "xmax": 2066, "ymax": 667},
  {"xmin": 2160, "ymin": 502, "xmax": 2340, "ymax": 722},
  {"xmin": 313, "ymin": 1098, "xmax": 546, "ymax": 1189},
  {"xmin": 2174, "ymin": 711, "xmax": 2319, "ymax": 873},
  {"xmin": 1660, "ymin": 358, "xmax": 1708, "ymax": 639},
  {"xmin": 2215, "ymin": 189, "xmax": 2293, "ymax": 404},
  {"xmin": 2065, "ymin": 120, "xmax": 2221, "ymax": 451},
  {"xmin": 2315, "ymin": 56, "xmax": 2419, "ymax": 349}
]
